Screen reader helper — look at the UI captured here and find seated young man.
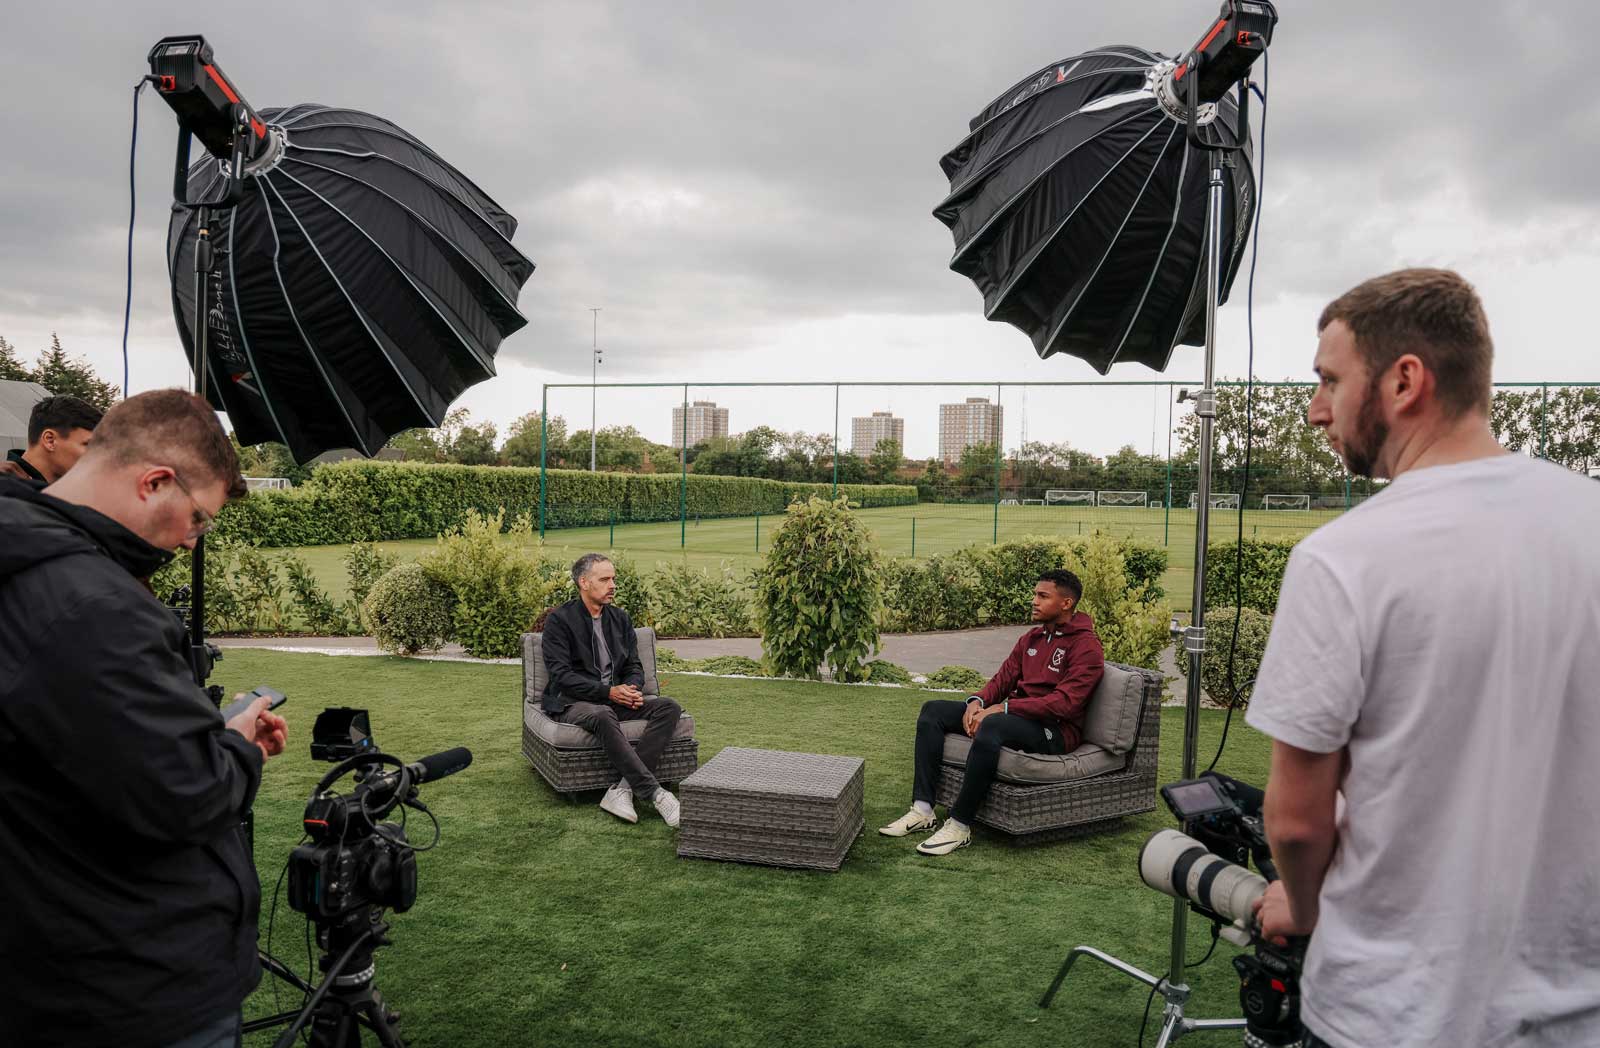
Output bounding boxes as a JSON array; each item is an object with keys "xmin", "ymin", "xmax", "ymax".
[
  {"xmin": 880, "ymin": 569, "xmax": 1105, "ymax": 855},
  {"xmin": 2, "ymin": 395, "xmax": 102, "ymax": 484}
]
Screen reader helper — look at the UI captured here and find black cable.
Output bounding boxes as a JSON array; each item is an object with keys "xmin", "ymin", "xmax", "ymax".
[
  {"xmin": 1137, "ymin": 980, "xmax": 1160, "ymax": 1048},
  {"xmin": 1213, "ymin": 54, "xmax": 1268, "ymax": 774},
  {"xmin": 123, "ymin": 77, "xmax": 157, "ymax": 399},
  {"xmin": 1187, "ymin": 922, "xmax": 1222, "ymax": 968}
]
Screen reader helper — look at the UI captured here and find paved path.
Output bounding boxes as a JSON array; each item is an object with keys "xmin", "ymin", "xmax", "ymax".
[{"xmin": 215, "ymin": 630, "xmax": 1198, "ymax": 701}]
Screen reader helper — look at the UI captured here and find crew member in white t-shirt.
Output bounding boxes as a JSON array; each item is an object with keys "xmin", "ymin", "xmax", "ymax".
[{"xmin": 1244, "ymin": 268, "xmax": 1600, "ymax": 1048}]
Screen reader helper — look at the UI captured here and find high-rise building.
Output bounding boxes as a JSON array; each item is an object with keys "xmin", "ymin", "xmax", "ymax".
[
  {"xmin": 939, "ymin": 397, "xmax": 1004, "ymax": 463},
  {"xmin": 670, "ymin": 400, "xmax": 730, "ymax": 450},
  {"xmin": 850, "ymin": 411, "xmax": 905, "ymax": 458}
]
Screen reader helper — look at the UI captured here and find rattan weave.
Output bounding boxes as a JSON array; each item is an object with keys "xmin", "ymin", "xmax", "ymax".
[
  {"xmin": 677, "ymin": 748, "xmax": 865, "ymax": 871},
  {"xmin": 934, "ymin": 663, "xmax": 1162, "ymax": 842}
]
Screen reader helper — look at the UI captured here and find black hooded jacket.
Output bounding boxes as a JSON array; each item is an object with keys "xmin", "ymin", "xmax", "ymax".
[{"xmin": 0, "ymin": 479, "xmax": 264, "ymax": 1047}]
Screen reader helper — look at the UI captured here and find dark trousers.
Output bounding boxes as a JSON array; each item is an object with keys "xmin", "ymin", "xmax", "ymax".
[
  {"xmin": 558, "ymin": 697, "xmax": 683, "ymax": 797},
  {"xmin": 163, "ymin": 1010, "xmax": 241, "ymax": 1048},
  {"xmin": 912, "ymin": 699, "xmax": 1066, "ymax": 825}
]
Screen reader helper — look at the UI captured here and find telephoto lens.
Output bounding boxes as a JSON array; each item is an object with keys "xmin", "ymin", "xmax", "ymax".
[{"xmin": 1139, "ymin": 828, "xmax": 1269, "ymax": 925}]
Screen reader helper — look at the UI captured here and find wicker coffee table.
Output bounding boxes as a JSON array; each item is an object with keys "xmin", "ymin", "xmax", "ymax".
[{"xmin": 676, "ymin": 747, "xmax": 865, "ymax": 872}]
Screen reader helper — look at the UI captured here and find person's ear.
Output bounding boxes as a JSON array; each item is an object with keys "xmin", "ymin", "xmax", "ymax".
[{"xmin": 1391, "ymin": 354, "xmax": 1430, "ymax": 415}]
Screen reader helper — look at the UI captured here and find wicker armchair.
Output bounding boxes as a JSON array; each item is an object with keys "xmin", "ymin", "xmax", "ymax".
[
  {"xmin": 520, "ymin": 627, "xmax": 700, "ymax": 796},
  {"xmin": 934, "ymin": 662, "xmax": 1162, "ymax": 842}
]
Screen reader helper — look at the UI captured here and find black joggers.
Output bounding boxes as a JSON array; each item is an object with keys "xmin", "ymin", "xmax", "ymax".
[{"xmin": 912, "ymin": 699, "xmax": 1066, "ymax": 824}]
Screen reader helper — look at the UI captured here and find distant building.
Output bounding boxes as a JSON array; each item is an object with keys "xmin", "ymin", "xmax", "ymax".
[
  {"xmin": 939, "ymin": 397, "xmax": 1004, "ymax": 463},
  {"xmin": 851, "ymin": 411, "xmax": 905, "ymax": 458},
  {"xmin": 671, "ymin": 400, "xmax": 729, "ymax": 450}
]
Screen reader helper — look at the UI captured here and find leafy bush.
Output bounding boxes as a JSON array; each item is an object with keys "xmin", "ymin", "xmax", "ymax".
[
  {"xmin": 232, "ymin": 544, "xmax": 293, "ymax": 634},
  {"xmin": 1174, "ymin": 605, "xmax": 1273, "ymax": 708},
  {"xmin": 864, "ymin": 660, "xmax": 914, "ymax": 685},
  {"xmin": 648, "ymin": 561, "xmax": 753, "ymax": 638},
  {"xmin": 879, "ymin": 553, "xmax": 985, "ymax": 632},
  {"xmin": 345, "ymin": 542, "xmax": 399, "ymax": 611},
  {"xmin": 974, "ymin": 537, "xmax": 1075, "ymax": 623},
  {"xmin": 421, "ymin": 511, "xmax": 560, "ymax": 658},
  {"xmin": 1203, "ymin": 540, "xmax": 1295, "ymax": 614},
  {"xmin": 362, "ymin": 563, "xmax": 455, "ymax": 655},
  {"xmin": 921, "ymin": 665, "xmax": 988, "ymax": 692},
  {"xmin": 1065, "ymin": 533, "xmax": 1170, "ymax": 669},
  {"xmin": 753, "ymin": 497, "xmax": 883, "ymax": 682},
  {"xmin": 282, "ymin": 552, "xmax": 353, "ymax": 634},
  {"xmin": 655, "ymin": 646, "xmax": 691, "ymax": 671}
]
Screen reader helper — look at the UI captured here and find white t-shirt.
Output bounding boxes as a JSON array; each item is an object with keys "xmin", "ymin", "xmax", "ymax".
[{"xmin": 1245, "ymin": 453, "xmax": 1600, "ymax": 1048}]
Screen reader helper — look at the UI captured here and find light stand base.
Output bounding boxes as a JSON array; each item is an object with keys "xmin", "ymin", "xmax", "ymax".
[{"xmin": 1040, "ymin": 946, "xmax": 1245, "ymax": 1048}]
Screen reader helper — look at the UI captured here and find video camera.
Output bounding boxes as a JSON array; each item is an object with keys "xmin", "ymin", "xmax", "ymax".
[
  {"xmin": 1140, "ymin": 772, "xmax": 1306, "ymax": 1047},
  {"xmin": 271, "ymin": 709, "xmax": 472, "ymax": 1048}
]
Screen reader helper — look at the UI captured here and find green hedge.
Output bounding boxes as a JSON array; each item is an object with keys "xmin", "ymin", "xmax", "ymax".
[
  {"xmin": 1203, "ymin": 539, "xmax": 1296, "ymax": 614},
  {"xmin": 211, "ymin": 461, "xmax": 917, "ymax": 547}
]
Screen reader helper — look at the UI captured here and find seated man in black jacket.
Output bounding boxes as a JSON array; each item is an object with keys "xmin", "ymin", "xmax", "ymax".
[
  {"xmin": 542, "ymin": 554, "xmax": 683, "ymax": 827},
  {"xmin": 0, "ymin": 389, "xmax": 287, "ymax": 1048}
]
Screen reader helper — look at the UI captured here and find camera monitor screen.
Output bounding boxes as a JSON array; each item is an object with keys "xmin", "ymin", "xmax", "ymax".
[{"xmin": 1162, "ymin": 778, "xmax": 1236, "ymax": 819}]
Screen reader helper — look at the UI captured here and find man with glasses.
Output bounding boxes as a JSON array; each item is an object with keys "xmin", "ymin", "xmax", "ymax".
[{"xmin": 0, "ymin": 388, "xmax": 288, "ymax": 1048}]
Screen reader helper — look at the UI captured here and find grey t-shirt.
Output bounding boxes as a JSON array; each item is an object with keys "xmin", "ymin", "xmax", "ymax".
[{"xmin": 591, "ymin": 616, "xmax": 613, "ymax": 686}]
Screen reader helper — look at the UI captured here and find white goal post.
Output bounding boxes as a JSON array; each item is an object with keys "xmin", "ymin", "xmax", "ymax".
[
  {"xmin": 1189, "ymin": 492, "xmax": 1241, "ymax": 510},
  {"xmin": 1097, "ymin": 490, "xmax": 1148, "ymax": 508},
  {"xmin": 1043, "ymin": 489, "xmax": 1095, "ymax": 506},
  {"xmin": 1261, "ymin": 494, "xmax": 1312, "ymax": 511}
]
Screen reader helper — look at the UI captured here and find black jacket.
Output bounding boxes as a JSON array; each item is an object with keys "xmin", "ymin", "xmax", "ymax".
[
  {"xmin": 539, "ymin": 599, "xmax": 645, "ymax": 714},
  {"xmin": 0, "ymin": 480, "xmax": 264, "ymax": 1047},
  {"xmin": 5, "ymin": 447, "xmax": 46, "ymax": 483}
]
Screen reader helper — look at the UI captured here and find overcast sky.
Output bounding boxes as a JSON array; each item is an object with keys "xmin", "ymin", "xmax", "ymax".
[{"xmin": 3, "ymin": 1, "xmax": 1597, "ymax": 459}]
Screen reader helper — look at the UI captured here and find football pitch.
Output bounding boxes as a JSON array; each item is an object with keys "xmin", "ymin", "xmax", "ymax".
[{"xmin": 291, "ymin": 502, "xmax": 1340, "ymax": 612}]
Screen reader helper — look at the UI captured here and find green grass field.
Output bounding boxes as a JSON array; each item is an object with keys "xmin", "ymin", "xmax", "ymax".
[
  {"xmin": 224, "ymin": 650, "xmax": 1271, "ymax": 1047},
  {"xmin": 291, "ymin": 503, "xmax": 1339, "ymax": 612}
]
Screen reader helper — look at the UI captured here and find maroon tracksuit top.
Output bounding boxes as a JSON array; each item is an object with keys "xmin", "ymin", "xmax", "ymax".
[{"xmin": 974, "ymin": 612, "xmax": 1106, "ymax": 752}]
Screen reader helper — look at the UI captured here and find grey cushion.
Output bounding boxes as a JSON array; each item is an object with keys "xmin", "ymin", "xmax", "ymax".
[
  {"xmin": 940, "ymin": 733, "xmax": 1123, "ymax": 784},
  {"xmin": 524, "ymin": 703, "xmax": 697, "ymax": 750},
  {"xmin": 522, "ymin": 625, "xmax": 661, "ymax": 706},
  {"xmin": 1081, "ymin": 663, "xmax": 1143, "ymax": 757}
]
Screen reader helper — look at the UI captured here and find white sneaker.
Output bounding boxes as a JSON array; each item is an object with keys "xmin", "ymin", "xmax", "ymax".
[
  {"xmin": 916, "ymin": 819, "xmax": 972, "ymax": 856},
  {"xmin": 652, "ymin": 788, "xmax": 681, "ymax": 828},
  {"xmin": 878, "ymin": 808, "xmax": 938, "ymax": 838},
  {"xmin": 600, "ymin": 782, "xmax": 638, "ymax": 824}
]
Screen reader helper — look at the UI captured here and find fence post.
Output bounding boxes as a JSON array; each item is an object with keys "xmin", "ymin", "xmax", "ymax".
[
  {"xmin": 1164, "ymin": 385, "xmax": 1173, "ymax": 547},
  {"xmin": 911, "ymin": 516, "xmax": 916, "ymax": 558},
  {"xmin": 609, "ymin": 510, "xmax": 614, "ymax": 549},
  {"xmin": 680, "ymin": 384, "xmax": 689, "ymax": 549},
  {"xmin": 992, "ymin": 383, "xmax": 1002, "ymax": 545},
  {"xmin": 1539, "ymin": 384, "xmax": 1549, "ymax": 458},
  {"xmin": 755, "ymin": 512, "xmax": 760, "ymax": 552},
  {"xmin": 832, "ymin": 383, "xmax": 839, "ymax": 499},
  {"xmin": 1344, "ymin": 474, "xmax": 1351, "ymax": 510},
  {"xmin": 538, "ymin": 385, "xmax": 548, "ymax": 539}
]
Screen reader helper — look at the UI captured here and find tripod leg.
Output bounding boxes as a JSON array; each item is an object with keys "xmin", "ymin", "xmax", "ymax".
[
  {"xmin": 1040, "ymin": 945, "xmax": 1163, "ymax": 1008},
  {"xmin": 1152, "ymin": 1007, "xmax": 1185, "ymax": 1048}
]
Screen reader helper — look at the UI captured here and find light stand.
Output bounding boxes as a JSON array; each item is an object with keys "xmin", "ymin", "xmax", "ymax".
[{"xmin": 1039, "ymin": 16, "xmax": 1273, "ymax": 1042}]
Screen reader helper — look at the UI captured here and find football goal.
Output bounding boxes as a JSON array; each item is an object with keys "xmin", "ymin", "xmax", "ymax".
[
  {"xmin": 1044, "ymin": 489, "xmax": 1096, "ymax": 506},
  {"xmin": 1097, "ymin": 490, "xmax": 1148, "ymax": 508},
  {"xmin": 1261, "ymin": 494, "xmax": 1312, "ymax": 511},
  {"xmin": 1188, "ymin": 492, "xmax": 1241, "ymax": 510},
  {"xmin": 1021, "ymin": 498, "xmax": 1045, "ymax": 505}
]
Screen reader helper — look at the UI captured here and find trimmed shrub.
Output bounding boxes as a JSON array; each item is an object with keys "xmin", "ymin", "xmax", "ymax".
[
  {"xmin": 921, "ymin": 665, "xmax": 988, "ymax": 693},
  {"xmin": 695, "ymin": 655, "xmax": 767, "ymax": 677},
  {"xmin": 209, "ymin": 459, "xmax": 917, "ymax": 547},
  {"xmin": 1065, "ymin": 533, "xmax": 1170, "ymax": 669},
  {"xmin": 656, "ymin": 646, "xmax": 691, "ymax": 671},
  {"xmin": 1174, "ymin": 605, "xmax": 1273, "ymax": 708},
  {"xmin": 1203, "ymin": 540, "xmax": 1295, "ymax": 615},
  {"xmin": 345, "ymin": 542, "xmax": 399, "ymax": 612},
  {"xmin": 647, "ymin": 561, "xmax": 753, "ymax": 638},
  {"xmin": 864, "ymin": 660, "xmax": 914, "ymax": 685},
  {"xmin": 363, "ymin": 563, "xmax": 455, "ymax": 655},
  {"xmin": 421, "ymin": 511, "xmax": 560, "ymax": 658},
  {"xmin": 754, "ymin": 497, "xmax": 883, "ymax": 682}
]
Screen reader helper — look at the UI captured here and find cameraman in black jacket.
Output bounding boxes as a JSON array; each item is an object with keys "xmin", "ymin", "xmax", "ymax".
[{"xmin": 0, "ymin": 390, "xmax": 287, "ymax": 1048}]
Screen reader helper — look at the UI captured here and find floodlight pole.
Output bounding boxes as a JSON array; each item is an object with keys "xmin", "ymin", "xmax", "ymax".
[{"xmin": 590, "ymin": 308, "xmax": 601, "ymax": 471}]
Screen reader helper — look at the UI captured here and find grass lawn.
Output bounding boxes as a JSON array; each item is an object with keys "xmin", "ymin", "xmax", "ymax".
[
  {"xmin": 288, "ymin": 503, "xmax": 1337, "ymax": 612},
  {"xmin": 225, "ymin": 649, "xmax": 1272, "ymax": 1047}
]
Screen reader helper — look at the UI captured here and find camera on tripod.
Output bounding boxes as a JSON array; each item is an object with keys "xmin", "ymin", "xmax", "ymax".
[
  {"xmin": 272, "ymin": 709, "xmax": 473, "ymax": 1048},
  {"xmin": 1140, "ymin": 772, "xmax": 1307, "ymax": 1047}
]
